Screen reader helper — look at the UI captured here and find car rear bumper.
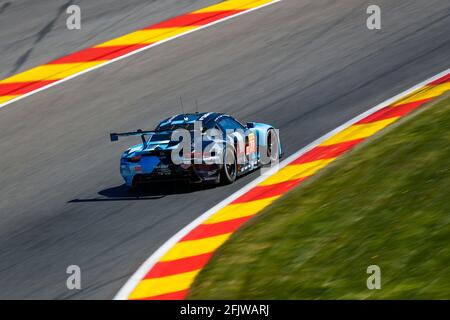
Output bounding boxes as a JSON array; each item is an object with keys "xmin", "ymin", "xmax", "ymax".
[{"xmin": 123, "ymin": 164, "xmax": 221, "ymax": 187}]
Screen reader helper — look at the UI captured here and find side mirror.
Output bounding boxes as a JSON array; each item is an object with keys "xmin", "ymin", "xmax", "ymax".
[{"xmin": 246, "ymin": 122, "xmax": 255, "ymax": 128}]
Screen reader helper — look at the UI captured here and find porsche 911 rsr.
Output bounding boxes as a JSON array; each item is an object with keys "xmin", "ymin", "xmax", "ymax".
[{"xmin": 110, "ymin": 112, "xmax": 282, "ymax": 188}]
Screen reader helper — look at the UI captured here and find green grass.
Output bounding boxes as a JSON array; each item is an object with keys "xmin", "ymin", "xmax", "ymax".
[{"xmin": 189, "ymin": 96, "xmax": 450, "ymax": 300}]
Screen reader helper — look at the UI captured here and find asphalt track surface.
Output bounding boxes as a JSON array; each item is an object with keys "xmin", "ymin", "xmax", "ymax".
[
  {"xmin": 0, "ymin": 0, "xmax": 448, "ymax": 299},
  {"xmin": 0, "ymin": 0, "xmax": 221, "ymax": 80}
]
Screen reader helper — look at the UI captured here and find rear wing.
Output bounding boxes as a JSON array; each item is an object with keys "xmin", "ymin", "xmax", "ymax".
[{"xmin": 110, "ymin": 129, "xmax": 156, "ymax": 146}]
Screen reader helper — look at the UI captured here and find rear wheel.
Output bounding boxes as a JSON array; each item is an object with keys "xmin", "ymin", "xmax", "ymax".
[
  {"xmin": 266, "ymin": 129, "xmax": 279, "ymax": 165},
  {"xmin": 220, "ymin": 147, "xmax": 237, "ymax": 184},
  {"xmin": 130, "ymin": 176, "xmax": 148, "ymax": 194},
  {"xmin": 129, "ymin": 184, "xmax": 143, "ymax": 195}
]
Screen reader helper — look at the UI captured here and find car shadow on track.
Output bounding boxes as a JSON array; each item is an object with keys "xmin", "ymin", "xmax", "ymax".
[{"xmin": 68, "ymin": 182, "xmax": 217, "ymax": 203}]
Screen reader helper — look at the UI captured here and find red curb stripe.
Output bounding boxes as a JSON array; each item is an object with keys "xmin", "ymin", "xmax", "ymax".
[
  {"xmin": 47, "ymin": 44, "xmax": 149, "ymax": 64},
  {"xmin": 232, "ymin": 178, "xmax": 307, "ymax": 204},
  {"xmin": 291, "ymin": 139, "xmax": 364, "ymax": 165},
  {"xmin": 136, "ymin": 289, "xmax": 189, "ymax": 300},
  {"xmin": 0, "ymin": 80, "xmax": 57, "ymax": 96},
  {"xmin": 181, "ymin": 216, "xmax": 253, "ymax": 241},
  {"xmin": 429, "ymin": 73, "xmax": 450, "ymax": 85},
  {"xmin": 144, "ymin": 253, "xmax": 213, "ymax": 279},
  {"xmin": 356, "ymin": 99, "xmax": 431, "ymax": 124},
  {"xmin": 144, "ymin": 11, "xmax": 243, "ymax": 29}
]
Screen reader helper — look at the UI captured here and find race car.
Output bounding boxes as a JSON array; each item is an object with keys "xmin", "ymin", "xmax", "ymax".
[{"xmin": 110, "ymin": 112, "xmax": 282, "ymax": 188}]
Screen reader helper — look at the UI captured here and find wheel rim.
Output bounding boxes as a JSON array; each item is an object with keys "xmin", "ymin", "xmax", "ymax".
[
  {"xmin": 225, "ymin": 151, "xmax": 236, "ymax": 178},
  {"xmin": 268, "ymin": 132, "xmax": 273, "ymax": 157},
  {"xmin": 267, "ymin": 130, "xmax": 278, "ymax": 162}
]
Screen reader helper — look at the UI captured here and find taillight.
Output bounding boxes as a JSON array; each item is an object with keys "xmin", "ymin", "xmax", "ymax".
[{"xmin": 127, "ymin": 155, "xmax": 142, "ymax": 162}]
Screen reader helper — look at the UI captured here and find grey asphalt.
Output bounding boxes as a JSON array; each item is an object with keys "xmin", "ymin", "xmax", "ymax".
[
  {"xmin": 0, "ymin": 0, "xmax": 221, "ymax": 80},
  {"xmin": 0, "ymin": 0, "xmax": 449, "ymax": 299}
]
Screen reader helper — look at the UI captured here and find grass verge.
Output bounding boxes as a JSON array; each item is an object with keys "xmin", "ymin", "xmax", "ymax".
[{"xmin": 189, "ymin": 96, "xmax": 450, "ymax": 299}]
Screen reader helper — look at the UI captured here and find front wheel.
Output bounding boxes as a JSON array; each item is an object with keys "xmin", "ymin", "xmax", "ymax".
[{"xmin": 220, "ymin": 147, "xmax": 237, "ymax": 185}]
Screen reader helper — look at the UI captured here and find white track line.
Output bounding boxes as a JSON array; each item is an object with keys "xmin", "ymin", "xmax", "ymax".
[
  {"xmin": 0, "ymin": 0, "xmax": 282, "ymax": 110},
  {"xmin": 114, "ymin": 68, "xmax": 450, "ymax": 300}
]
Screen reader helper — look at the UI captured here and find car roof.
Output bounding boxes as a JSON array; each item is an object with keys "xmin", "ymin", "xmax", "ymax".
[{"xmin": 157, "ymin": 112, "xmax": 225, "ymax": 128}]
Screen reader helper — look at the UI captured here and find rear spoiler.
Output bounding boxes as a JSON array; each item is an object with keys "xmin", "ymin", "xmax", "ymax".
[{"xmin": 110, "ymin": 129, "xmax": 156, "ymax": 147}]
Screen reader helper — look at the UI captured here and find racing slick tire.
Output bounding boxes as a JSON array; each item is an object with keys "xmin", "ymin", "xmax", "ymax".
[
  {"xmin": 220, "ymin": 146, "xmax": 237, "ymax": 185},
  {"xmin": 265, "ymin": 128, "xmax": 280, "ymax": 167}
]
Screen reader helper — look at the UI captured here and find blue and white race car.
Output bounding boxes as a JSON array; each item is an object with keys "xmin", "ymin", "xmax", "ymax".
[{"xmin": 110, "ymin": 113, "xmax": 282, "ymax": 188}]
